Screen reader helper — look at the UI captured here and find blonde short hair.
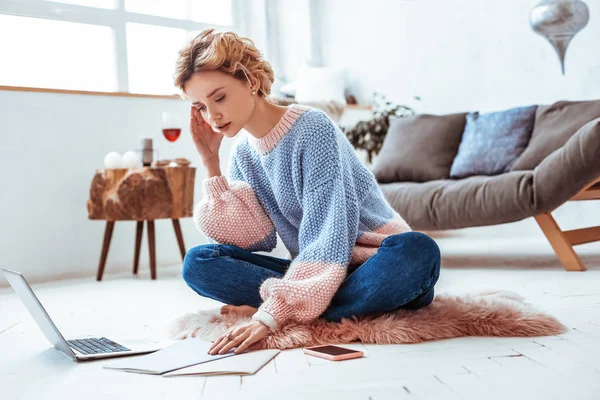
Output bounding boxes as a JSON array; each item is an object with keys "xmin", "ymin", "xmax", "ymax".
[{"xmin": 173, "ymin": 29, "xmax": 275, "ymax": 97}]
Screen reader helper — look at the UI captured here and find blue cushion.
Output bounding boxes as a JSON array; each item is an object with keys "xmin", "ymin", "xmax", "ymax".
[{"xmin": 449, "ymin": 105, "xmax": 538, "ymax": 178}]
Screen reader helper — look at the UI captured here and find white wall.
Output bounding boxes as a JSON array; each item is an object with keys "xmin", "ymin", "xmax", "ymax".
[
  {"xmin": 315, "ymin": 0, "xmax": 600, "ymax": 111},
  {"xmin": 0, "ymin": 90, "xmax": 291, "ymax": 287}
]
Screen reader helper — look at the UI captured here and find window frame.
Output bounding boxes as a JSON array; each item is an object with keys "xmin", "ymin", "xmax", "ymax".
[{"xmin": 0, "ymin": 0, "xmax": 253, "ymax": 97}]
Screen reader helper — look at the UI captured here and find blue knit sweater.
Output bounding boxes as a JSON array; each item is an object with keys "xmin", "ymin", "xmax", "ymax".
[{"xmin": 193, "ymin": 104, "xmax": 412, "ymax": 330}]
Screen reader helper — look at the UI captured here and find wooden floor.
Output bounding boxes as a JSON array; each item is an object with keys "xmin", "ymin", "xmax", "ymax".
[{"xmin": 1, "ymin": 237, "xmax": 600, "ymax": 400}]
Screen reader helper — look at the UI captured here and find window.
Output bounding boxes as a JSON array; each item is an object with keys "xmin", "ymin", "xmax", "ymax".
[
  {"xmin": 44, "ymin": 0, "xmax": 116, "ymax": 9},
  {"xmin": 125, "ymin": 0, "xmax": 188, "ymax": 21},
  {"xmin": 189, "ymin": 0, "xmax": 232, "ymax": 26},
  {"xmin": 126, "ymin": 23, "xmax": 188, "ymax": 94},
  {"xmin": 0, "ymin": 14, "xmax": 117, "ymax": 91},
  {"xmin": 125, "ymin": 0, "xmax": 232, "ymax": 26},
  {"xmin": 0, "ymin": 0, "xmax": 236, "ymax": 95}
]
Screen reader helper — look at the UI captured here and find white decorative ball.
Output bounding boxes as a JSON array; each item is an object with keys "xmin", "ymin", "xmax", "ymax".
[
  {"xmin": 121, "ymin": 151, "xmax": 141, "ymax": 168},
  {"xmin": 104, "ymin": 151, "xmax": 123, "ymax": 169}
]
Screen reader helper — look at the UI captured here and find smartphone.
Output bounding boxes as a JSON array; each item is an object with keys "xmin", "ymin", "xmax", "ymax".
[{"xmin": 302, "ymin": 345, "xmax": 364, "ymax": 361}]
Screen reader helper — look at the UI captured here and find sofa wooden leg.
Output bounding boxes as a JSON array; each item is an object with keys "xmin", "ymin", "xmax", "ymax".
[{"xmin": 534, "ymin": 212, "xmax": 586, "ymax": 272}]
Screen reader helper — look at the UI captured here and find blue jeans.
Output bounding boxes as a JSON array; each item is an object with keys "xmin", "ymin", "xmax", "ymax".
[{"xmin": 181, "ymin": 231, "xmax": 441, "ymax": 323}]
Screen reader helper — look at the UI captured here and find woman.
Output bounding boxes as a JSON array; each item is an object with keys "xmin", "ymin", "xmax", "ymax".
[{"xmin": 174, "ymin": 29, "xmax": 441, "ymax": 356}]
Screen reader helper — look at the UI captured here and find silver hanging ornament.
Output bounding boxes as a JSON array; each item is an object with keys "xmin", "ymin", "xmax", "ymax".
[{"xmin": 530, "ymin": 0, "xmax": 590, "ymax": 75}]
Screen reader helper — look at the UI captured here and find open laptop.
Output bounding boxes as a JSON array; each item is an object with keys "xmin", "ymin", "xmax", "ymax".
[{"xmin": 1, "ymin": 267, "xmax": 170, "ymax": 362}]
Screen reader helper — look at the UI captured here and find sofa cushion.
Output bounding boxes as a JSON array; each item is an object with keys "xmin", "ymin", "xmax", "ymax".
[
  {"xmin": 449, "ymin": 105, "xmax": 537, "ymax": 179},
  {"xmin": 510, "ymin": 99, "xmax": 600, "ymax": 171},
  {"xmin": 373, "ymin": 113, "xmax": 467, "ymax": 183},
  {"xmin": 379, "ymin": 171, "xmax": 535, "ymax": 230}
]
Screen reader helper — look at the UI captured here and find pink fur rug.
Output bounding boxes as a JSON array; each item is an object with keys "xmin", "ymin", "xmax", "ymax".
[{"xmin": 166, "ymin": 291, "xmax": 567, "ymax": 351}]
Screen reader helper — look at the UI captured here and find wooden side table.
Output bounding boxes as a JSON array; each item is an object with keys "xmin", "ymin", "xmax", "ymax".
[{"xmin": 87, "ymin": 166, "xmax": 196, "ymax": 281}]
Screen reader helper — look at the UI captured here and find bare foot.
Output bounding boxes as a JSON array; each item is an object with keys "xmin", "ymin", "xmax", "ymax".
[{"xmin": 220, "ymin": 304, "xmax": 258, "ymax": 318}]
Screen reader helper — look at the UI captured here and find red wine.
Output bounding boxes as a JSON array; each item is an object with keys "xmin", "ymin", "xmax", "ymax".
[{"xmin": 162, "ymin": 128, "xmax": 181, "ymax": 142}]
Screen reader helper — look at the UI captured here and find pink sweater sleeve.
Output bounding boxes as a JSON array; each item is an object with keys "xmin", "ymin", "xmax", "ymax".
[
  {"xmin": 193, "ymin": 175, "xmax": 277, "ymax": 252},
  {"xmin": 251, "ymin": 260, "xmax": 347, "ymax": 331}
]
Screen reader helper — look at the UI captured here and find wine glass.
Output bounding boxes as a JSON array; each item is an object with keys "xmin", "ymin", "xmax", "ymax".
[{"xmin": 161, "ymin": 111, "xmax": 183, "ymax": 165}]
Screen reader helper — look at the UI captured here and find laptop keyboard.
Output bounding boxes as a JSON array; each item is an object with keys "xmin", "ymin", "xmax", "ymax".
[{"xmin": 67, "ymin": 337, "xmax": 131, "ymax": 355}]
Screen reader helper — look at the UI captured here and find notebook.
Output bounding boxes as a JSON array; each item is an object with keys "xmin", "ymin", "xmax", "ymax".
[
  {"xmin": 163, "ymin": 349, "xmax": 280, "ymax": 377},
  {"xmin": 103, "ymin": 338, "xmax": 237, "ymax": 375}
]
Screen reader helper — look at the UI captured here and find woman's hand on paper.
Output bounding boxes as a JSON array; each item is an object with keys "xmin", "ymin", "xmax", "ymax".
[{"xmin": 208, "ymin": 320, "xmax": 269, "ymax": 355}]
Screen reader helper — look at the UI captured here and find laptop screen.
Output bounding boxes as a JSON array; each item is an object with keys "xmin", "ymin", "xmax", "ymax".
[{"xmin": 1, "ymin": 268, "xmax": 76, "ymax": 360}]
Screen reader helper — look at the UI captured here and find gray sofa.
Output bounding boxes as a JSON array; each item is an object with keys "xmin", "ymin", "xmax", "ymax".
[{"xmin": 373, "ymin": 99, "xmax": 600, "ymax": 271}]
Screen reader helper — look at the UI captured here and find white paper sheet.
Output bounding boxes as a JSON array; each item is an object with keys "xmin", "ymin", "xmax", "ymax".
[
  {"xmin": 163, "ymin": 349, "xmax": 280, "ymax": 377},
  {"xmin": 103, "ymin": 338, "xmax": 236, "ymax": 375}
]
